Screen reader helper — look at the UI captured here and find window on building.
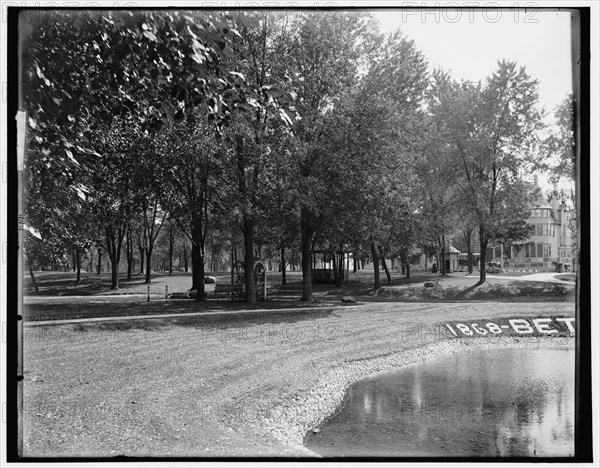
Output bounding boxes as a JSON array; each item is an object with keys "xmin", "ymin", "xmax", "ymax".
[
  {"xmin": 530, "ymin": 208, "xmax": 551, "ymax": 218},
  {"xmin": 537, "ymin": 244, "xmax": 543, "ymax": 258},
  {"xmin": 543, "ymin": 244, "xmax": 549, "ymax": 257},
  {"xmin": 526, "ymin": 243, "xmax": 538, "ymax": 258},
  {"xmin": 534, "ymin": 224, "xmax": 555, "ymax": 237}
]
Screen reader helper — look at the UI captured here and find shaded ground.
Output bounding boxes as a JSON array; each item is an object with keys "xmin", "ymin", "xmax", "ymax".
[
  {"xmin": 23, "ymin": 301, "xmax": 575, "ymax": 457},
  {"xmin": 23, "ymin": 298, "xmax": 340, "ymax": 323},
  {"xmin": 555, "ymin": 273, "xmax": 577, "ymax": 282},
  {"xmin": 24, "ymin": 271, "xmax": 217, "ymax": 297},
  {"xmin": 24, "ymin": 270, "xmax": 576, "ymax": 312},
  {"xmin": 348, "ymin": 280, "xmax": 575, "ymax": 302}
]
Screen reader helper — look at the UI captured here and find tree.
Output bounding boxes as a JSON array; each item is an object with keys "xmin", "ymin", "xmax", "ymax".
[
  {"xmin": 434, "ymin": 61, "xmax": 543, "ymax": 283},
  {"xmin": 541, "ymin": 94, "xmax": 576, "ymax": 209},
  {"xmin": 213, "ymin": 12, "xmax": 298, "ymax": 302},
  {"xmin": 21, "ymin": 10, "xmax": 271, "ymax": 292},
  {"xmin": 279, "ymin": 16, "xmax": 430, "ymax": 297},
  {"xmin": 87, "ymin": 117, "xmax": 139, "ymax": 289},
  {"xmin": 278, "ymin": 12, "xmax": 374, "ymax": 300},
  {"xmin": 349, "ymin": 29, "xmax": 429, "ymax": 288},
  {"xmin": 417, "ymin": 75, "xmax": 463, "ymax": 276},
  {"xmin": 542, "ymin": 94, "xmax": 575, "ymax": 183},
  {"xmin": 159, "ymin": 113, "xmax": 221, "ymax": 300}
]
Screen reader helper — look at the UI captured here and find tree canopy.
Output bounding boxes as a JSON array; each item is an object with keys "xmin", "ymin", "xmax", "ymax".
[{"xmin": 21, "ymin": 10, "xmax": 562, "ymax": 296}]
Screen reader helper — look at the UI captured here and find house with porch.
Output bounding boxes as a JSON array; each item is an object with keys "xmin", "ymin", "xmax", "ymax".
[{"xmin": 505, "ymin": 180, "xmax": 577, "ymax": 272}]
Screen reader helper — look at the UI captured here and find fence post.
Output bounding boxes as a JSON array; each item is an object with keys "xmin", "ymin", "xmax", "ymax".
[
  {"xmin": 165, "ymin": 285, "xmax": 168, "ymax": 299},
  {"xmin": 147, "ymin": 284, "xmax": 150, "ymax": 302}
]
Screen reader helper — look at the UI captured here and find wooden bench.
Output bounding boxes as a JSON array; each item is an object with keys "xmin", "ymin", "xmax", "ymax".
[
  {"xmin": 170, "ymin": 292, "xmax": 190, "ymax": 299},
  {"xmin": 213, "ymin": 284, "xmax": 231, "ymax": 298},
  {"xmin": 274, "ymin": 284, "xmax": 304, "ymax": 298}
]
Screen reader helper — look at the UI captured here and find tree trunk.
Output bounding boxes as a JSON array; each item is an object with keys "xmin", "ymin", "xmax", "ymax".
[
  {"xmin": 75, "ymin": 247, "xmax": 81, "ymax": 285},
  {"xmin": 406, "ymin": 262, "xmax": 411, "ymax": 278},
  {"xmin": 106, "ymin": 228, "xmax": 125, "ymax": 290},
  {"xmin": 190, "ymin": 219, "xmax": 206, "ymax": 301},
  {"xmin": 332, "ymin": 251, "xmax": 341, "ymax": 287},
  {"xmin": 479, "ymin": 237, "xmax": 488, "ymax": 284},
  {"xmin": 338, "ymin": 249, "xmax": 344, "ymax": 286},
  {"xmin": 371, "ymin": 242, "xmax": 381, "ymax": 290},
  {"xmin": 183, "ymin": 243, "xmax": 188, "ymax": 273},
  {"xmin": 381, "ymin": 251, "xmax": 391, "ymax": 285},
  {"xmin": 467, "ymin": 242, "xmax": 473, "ymax": 274},
  {"xmin": 195, "ymin": 251, "xmax": 206, "ymax": 301},
  {"xmin": 353, "ymin": 251, "xmax": 358, "ymax": 273},
  {"xmin": 243, "ymin": 216, "xmax": 256, "ymax": 303},
  {"xmin": 440, "ymin": 235, "xmax": 447, "ymax": 275},
  {"xmin": 126, "ymin": 257, "xmax": 133, "ymax": 280},
  {"xmin": 126, "ymin": 231, "xmax": 134, "ymax": 280},
  {"xmin": 280, "ymin": 242, "xmax": 287, "ymax": 286},
  {"xmin": 168, "ymin": 223, "xmax": 174, "ymax": 277},
  {"xmin": 27, "ymin": 255, "xmax": 39, "ymax": 292},
  {"xmin": 145, "ymin": 249, "xmax": 153, "ymax": 284},
  {"xmin": 138, "ymin": 246, "xmax": 145, "ymax": 275},
  {"xmin": 300, "ymin": 207, "xmax": 315, "ymax": 301},
  {"xmin": 110, "ymin": 257, "xmax": 119, "ymax": 289},
  {"xmin": 88, "ymin": 248, "xmax": 94, "ymax": 274},
  {"xmin": 97, "ymin": 248, "xmax": 102, "ymax": 275},
  {"xmin": 191, "ymin": 241, "xmax": 199, "ymax": 290}
]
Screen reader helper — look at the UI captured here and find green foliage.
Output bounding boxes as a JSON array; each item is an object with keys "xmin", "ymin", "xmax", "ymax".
[
  {"xmin": 21, "ymin": 11, "xmax": 549, "ymax": 293},
  {"xmin": 424, "ymin": 61, "xmax": 545, "ymax": 281},
  {"xmin": 541, "ymin": 94, "xmax": 575, "ymax": 183}
]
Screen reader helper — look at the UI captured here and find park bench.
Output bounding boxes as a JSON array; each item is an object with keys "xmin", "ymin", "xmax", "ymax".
[
  {"xmin": 213, "ymin": 283, "xmax": 231, "ymax": 298},
  {"xmin": 170, "ymin": 291, "xmax": 190, "ymax": 299},
  {"xmin": 274, "ymin": 284, "xmax": 304, "ymax": 298}
]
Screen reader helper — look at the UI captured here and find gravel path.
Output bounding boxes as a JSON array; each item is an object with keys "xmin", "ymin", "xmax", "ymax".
[{"xmin": 22, "ymin": 301, "xmax": 575, "ymax": 457}]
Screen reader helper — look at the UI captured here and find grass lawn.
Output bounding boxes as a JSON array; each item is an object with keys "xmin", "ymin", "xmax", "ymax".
[
  {"xmin": 23, "ymin": 269, "xmax": 575, "ymax": 324},
  {"xmin": 24, "ymin": 271, "xmax": 208, "ymax": 297},
  {"xmin": 24, "ymin": 269, "xmax": 457, "ymax": 296}
]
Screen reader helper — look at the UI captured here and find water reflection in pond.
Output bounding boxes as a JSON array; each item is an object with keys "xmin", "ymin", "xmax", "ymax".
[{"xmin": 305, "ymin": 347, "xmax": 574, "ymax": 457}]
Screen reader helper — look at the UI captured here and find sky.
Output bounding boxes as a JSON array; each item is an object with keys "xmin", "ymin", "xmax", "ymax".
[{"xmin": 372, "ymin": 9, "xmax": 573, "ymax": 119}]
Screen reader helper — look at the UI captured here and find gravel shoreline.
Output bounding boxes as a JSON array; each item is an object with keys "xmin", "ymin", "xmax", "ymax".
[
  {"xmin": 262, "ymin": 335, "xmax": 575, "ymax": 457},
  {"xmin": 23, "ymin": 302, "xmax": 576, "ymax": 457}
]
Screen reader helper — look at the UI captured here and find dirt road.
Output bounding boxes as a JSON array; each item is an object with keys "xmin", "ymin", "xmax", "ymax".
[{"xmin": 23, "ymin": 301, "xmax": 575, "ymax": 457}]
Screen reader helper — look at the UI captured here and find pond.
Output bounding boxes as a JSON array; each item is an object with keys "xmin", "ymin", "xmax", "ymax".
[{"xmin": 305, "ymin": 347, "xmax": 574, "ymax": 458}]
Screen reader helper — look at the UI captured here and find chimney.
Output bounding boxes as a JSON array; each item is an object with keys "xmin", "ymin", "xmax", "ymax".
[
  {"xmin": 533, "ymin": 174, "xmax": 538, "ymax": 185},
  {"xmin": 553, "ymin": 181, "xmax": 559, "ymax": 193}
]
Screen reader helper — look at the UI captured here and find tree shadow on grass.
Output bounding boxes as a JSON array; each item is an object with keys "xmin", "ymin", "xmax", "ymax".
[
  {"xmin": 452, "ymin": 281, "xmax": 485, "ymax": 300},
  {"xmin": 24, "ymin": 272, "xmax": 150, "ymax": 296},
  {"xmin": 65, "ymin": 307, "xmax": 336, "ymax": 334}
]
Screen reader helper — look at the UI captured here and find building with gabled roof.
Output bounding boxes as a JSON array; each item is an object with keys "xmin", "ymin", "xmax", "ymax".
[{"xmin": 505, "ymin": 177, "xmax": 577, "ymax": 272}]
